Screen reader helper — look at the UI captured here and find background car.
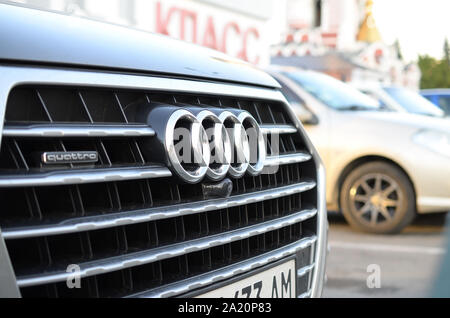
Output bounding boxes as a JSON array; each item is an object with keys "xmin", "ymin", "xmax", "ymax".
[
  {"xmin": 356, "ymin": 85, "xmax": 445, "ymax": 118},
  {"xmin": 421, "ymin": 89, "xmax": 450, "ymax": 117},
  {"xmin": 269, "ymin": 66, "xmax": 450, "ymax": 234}
]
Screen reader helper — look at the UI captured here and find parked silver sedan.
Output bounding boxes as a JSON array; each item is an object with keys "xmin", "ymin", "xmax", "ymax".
[{"xmin": 269, "ymin": 66, "xmax": 450, "ymax": 234}]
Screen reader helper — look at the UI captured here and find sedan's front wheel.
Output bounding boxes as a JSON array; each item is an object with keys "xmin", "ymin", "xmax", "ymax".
[{"xmin": 340, "ymin": 161, "xmax": 416, "ymax": 234}]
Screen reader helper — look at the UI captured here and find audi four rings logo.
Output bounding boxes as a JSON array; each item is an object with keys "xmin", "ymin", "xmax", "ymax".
[{"xmin": 163, "ymin": 109, "xmax": 268, "ymax": 183}]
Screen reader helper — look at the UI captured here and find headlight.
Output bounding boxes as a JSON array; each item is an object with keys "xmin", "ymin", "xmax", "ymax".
[{"xmin": 412, "ymin": 129, "xmax": 450, "ymax": 158}]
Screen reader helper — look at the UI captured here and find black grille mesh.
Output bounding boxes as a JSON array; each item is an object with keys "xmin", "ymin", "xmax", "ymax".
[
  {"xmin": 0, "ymin": 163, "xmax": 309, "ymax": 226},
  {"xmin": 2, "ymin": 86, "xmax": 305, "ymax": 172},
  {"xmin": 5, "ymin": 86, "xmax": 293, "ymax": 125},
  {"xmin": 20, "ymin": 225, "xmax": 312, "ymax": 298}
]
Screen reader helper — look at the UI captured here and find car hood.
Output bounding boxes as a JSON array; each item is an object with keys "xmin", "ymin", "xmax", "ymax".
[
  {"xmin": 348, "ymin": 110, "xmax": 450, "ymax": 133},
  {"xmin": 0, "ymin": 4, "xmax": 279, "ymax": 88}
]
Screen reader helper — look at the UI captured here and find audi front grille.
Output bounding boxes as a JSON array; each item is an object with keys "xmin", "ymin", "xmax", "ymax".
[{"xmin": 0, "ymin": 66, "xmax": 327, "ymax": 298}]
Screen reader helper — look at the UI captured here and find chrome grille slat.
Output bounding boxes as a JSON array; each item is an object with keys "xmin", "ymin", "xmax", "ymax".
[
  {"xmin": 2, "ymin": 124, "xmax": 155, "ymax": 138},
  {"xmin": 0, "ymin": 165, "xmax": 172, "ymax": 187},
  {"xmin": 0, "ymin": 153, "xmax": 311, "ymax": 189},
  {"xmin": 128, "ymin": 236, "xmax": 317, "ymax": 298},
  {"xmin": 265, "ymin": 152, "xmax": 312, "ymax": 167},
  {"xmin": 15, "ymin": 208, "xmax": 317, "ymax": 287},
  {"xmin": 260, "ymin": 124, "xmax": 298, "ymax": 135},
  {"xmin": 297, "ymin": 263, "xmax": 315, "ymax": 277},
  {"xmin": 0, "ymin": 66, "xmax": 286, "ymax": 102},
  {"xmin": 298, "ymin": 289, "xmax": 312, "ymax": 298},
  {"xmin": 2, "ymin": 180, "xmax": 316, "ymax": 239}
]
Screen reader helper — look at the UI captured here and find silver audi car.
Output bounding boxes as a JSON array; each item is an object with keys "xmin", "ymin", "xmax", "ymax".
[
  {"xmin": 269, "ymin": 66, "xmax": 450, "ymax": 234},
  {"xmin": 0, "ymin": 5, "xmax": 327, "ymax": 298}
]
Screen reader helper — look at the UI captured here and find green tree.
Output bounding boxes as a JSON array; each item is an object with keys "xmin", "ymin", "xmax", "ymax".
[
  {"xmin": 394, "ymin": 39, "xmax": 403, "ymax": 60},
  {"xmin": 444, "ymin": 38, "xmax": 450, "ymax": 66},
  {"xmin": 418, "ymin": 53, "xmax": 450, "ymax": 89}
]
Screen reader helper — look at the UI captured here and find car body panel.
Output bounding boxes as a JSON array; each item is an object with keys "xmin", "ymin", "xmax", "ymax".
[{"xmin": 0, "ymin": 3, "xmax": 279, "ymax": 89}]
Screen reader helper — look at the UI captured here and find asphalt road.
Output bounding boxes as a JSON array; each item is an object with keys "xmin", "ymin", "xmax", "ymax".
[{"xmin": 322, "ymin": 212, "xmax": 449, "ymax": 298}]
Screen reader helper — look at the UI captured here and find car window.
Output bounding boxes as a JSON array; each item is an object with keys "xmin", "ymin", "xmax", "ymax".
[
  {"xmin": 283, "ymin": 71, "xmax": 380, "ymax": 110},
  {"xmin": 438, "ymin": 95, "xmax": 450, "ymax": 115},
  {"xmin": 274, "ymin": 77, "xmax": 319, "ymax": 124},
  {"xmin": 422, "ymin": 94, "xmax": 436, "ymax": 103},
  {"xmin": 361, "ymin": 90, "xmax": 388, "ymax": 108},
  {"xmin": 277, "ymin": 79, "xmax": 305, "ymax": 105},
  {"xmin": 383, "ymin": 87, "xmax": 444, "ymax": 117}
]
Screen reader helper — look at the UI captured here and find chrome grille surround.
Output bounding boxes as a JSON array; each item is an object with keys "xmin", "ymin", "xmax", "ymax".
[{"xmin": 0, "ymin": 65, "xmax": 327, "ymax": 298}]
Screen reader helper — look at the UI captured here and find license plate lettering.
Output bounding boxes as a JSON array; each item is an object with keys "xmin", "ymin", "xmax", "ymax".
[
  {"xmin": 233, "ymin": 280, "xmax": 262, "ymax": 298},
  {"xmin": 271, "ymin": 268, "xmax": 293, "ymax": 298},
  {"xmin": 197, "ymin": 259, "xmax": 296, "ymax": 298}
]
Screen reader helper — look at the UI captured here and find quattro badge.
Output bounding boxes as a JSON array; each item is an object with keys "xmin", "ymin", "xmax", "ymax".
[{"xmin": 41, "ymin": 151, "xmax": 99, "ymax": 165}]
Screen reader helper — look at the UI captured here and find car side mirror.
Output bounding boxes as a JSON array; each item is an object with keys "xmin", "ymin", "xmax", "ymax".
[{"xmin": 291, "ymin": 102, "xmax": 319, "ymax": 125}]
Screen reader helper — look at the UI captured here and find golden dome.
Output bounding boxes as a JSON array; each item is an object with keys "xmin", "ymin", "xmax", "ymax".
[{"xmin": 357, "ymin": 0, "xmax": 382, "ymax": 43}]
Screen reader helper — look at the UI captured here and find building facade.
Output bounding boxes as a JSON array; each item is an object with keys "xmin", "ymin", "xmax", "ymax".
[{"xmin": 272, "ymin": 0, "xmax": 421, "ymax": 90}]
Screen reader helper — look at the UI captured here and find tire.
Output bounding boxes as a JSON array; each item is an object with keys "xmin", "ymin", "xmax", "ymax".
[{"xmin": 340, "ymin": 161, "xmax": 416, "ymax": 234}]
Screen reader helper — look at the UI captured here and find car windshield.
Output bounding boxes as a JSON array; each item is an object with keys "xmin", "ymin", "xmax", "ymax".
[
  {"xmin": 383, "ymin": 87, "xmax": 444, "ymax": 117},
  {"xmin": 437, "ymin": 95, "xmax": 450, "ymax": 115},
  {"xmin": 283, "ymin": 71, "xmax": 380, "ymax": 110},
  {"xmin": 422, "ymin": 94, "xmax": 450, "ymax": 116}
]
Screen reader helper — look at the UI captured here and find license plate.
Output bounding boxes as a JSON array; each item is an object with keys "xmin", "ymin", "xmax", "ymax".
[{"xmin": 197, "ymin": 259, "xmax": 296, "ymax": 298}]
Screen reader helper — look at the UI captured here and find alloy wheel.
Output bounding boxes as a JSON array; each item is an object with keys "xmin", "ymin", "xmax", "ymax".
[{"xmin": 349, "ymin": 173, "xmax": 403, "ymax": 226}]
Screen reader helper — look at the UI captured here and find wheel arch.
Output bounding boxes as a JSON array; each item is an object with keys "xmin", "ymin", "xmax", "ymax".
[{"xmin": 335, "ymin": 155, "xmax": 417, "ymax": 211}]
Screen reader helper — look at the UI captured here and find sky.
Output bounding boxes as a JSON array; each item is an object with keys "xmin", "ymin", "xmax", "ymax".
[{"xmin": 372, "ymin": 0, "xmax": 450, "ymax": 62}]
